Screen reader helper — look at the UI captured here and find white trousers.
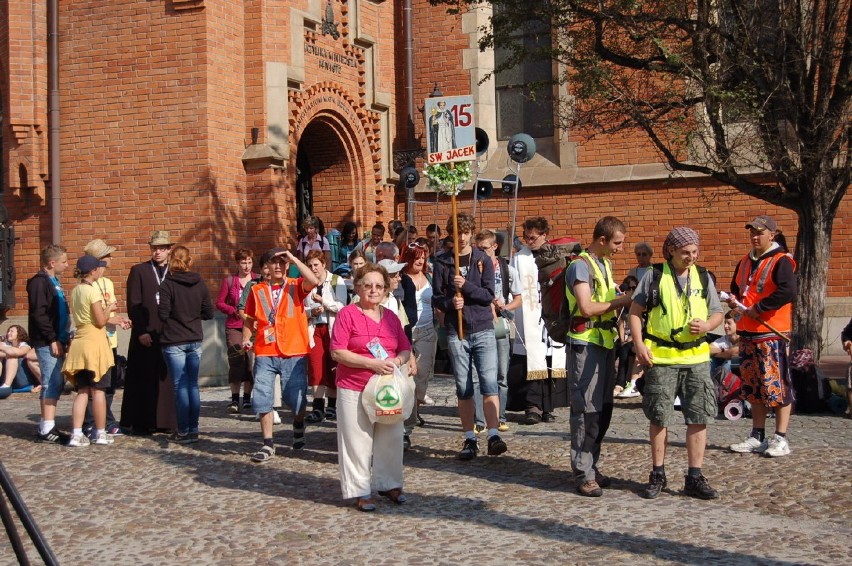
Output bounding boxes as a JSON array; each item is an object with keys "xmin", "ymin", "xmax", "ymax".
[{"xmin": 336, "ymin": 386, "xmax": 404, "ymax": 500}]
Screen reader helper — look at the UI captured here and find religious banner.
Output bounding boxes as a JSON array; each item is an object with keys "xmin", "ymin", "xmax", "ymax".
[{"xmin": 424, "ymin": 95, "xmax": 476, "ymax": 165}]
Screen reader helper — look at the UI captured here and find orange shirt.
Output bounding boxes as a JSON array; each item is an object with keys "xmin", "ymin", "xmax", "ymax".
[{"xmin": 244, "ymin": 278, "xmax": 311, "ymax": 357}]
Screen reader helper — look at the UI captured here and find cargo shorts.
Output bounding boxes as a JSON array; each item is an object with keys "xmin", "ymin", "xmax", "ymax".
[{"xmin": 642, "ymin": 362, "xmax": 717, "ymax": 428}]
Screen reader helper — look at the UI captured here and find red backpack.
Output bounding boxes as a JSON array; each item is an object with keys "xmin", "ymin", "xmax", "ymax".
[
  {"xmin": 536, "ymin": 237, "xmax": 582, "ymax": 343},
  {"xmin": 717, "ymin": 371, "xmax": 742, "ymax": 405}
]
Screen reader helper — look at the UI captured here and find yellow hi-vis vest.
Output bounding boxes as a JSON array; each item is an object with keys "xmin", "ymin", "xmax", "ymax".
[
  {"xmin": 566, "ymin": 251, "xmax": 618, "ymax": 348},
  {"xmin": 644, "ymin": 262, "xmax": 710, "ymax": 365}
]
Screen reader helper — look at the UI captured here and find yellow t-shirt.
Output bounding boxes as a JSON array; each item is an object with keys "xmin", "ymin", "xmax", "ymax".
[{"xmin": 70, "ymin": 282, "xmax": 104, "ymax": 328}]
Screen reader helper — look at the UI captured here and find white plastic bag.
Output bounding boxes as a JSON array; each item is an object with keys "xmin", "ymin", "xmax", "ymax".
[{"xmin": 361, "ymin": 366, "xmax": 415, "ymax": 424}]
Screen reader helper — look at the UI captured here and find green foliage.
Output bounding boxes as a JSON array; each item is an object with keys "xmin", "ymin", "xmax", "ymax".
[{"xmin": 423, "ymin": 161, "xmax": 473, "ymax": 195}]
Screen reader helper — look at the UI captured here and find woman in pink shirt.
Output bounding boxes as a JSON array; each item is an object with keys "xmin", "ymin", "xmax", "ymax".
[
  {"xmin": 331, "ymin": 264, "xmax": 411, "ymax": 512},
  {"xmin": 216, "ymin": 248, "xmax": 258, "ymax": 414}
]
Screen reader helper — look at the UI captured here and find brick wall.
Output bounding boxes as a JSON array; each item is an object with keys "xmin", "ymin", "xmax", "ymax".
[{"xmin": 411, "ymin": 178, "xmax": 852, "ymax": 295}]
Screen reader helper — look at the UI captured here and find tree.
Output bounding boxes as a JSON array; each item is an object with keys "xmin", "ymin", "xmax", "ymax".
[{"xmin": 434, "ymin": 0, "xmax": 851, "ymax": 355}]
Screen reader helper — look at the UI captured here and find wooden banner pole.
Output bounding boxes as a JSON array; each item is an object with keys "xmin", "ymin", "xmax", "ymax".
[{"xmin": 450, "ymin": 190, "xmax": 464, "ymax": 340}]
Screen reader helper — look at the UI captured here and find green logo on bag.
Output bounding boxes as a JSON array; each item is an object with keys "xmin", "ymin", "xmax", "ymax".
[{"xmin": 376, "ymin": 385, "xmax": 400, "ymax": 408}]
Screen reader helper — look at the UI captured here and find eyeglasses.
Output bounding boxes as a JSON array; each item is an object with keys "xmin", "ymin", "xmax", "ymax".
[
  {"xmin": 523, "ymin": 233, "xmax": 543, "ymax": 242},
  {"xmin": 360, "ymin": 283, "xmax": 386, "ymax": 290}
]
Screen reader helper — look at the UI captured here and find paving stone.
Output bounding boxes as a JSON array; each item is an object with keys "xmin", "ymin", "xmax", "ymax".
[{"xmin": 0, "ymin": 375, "xmax": 849, "ymax": 565}]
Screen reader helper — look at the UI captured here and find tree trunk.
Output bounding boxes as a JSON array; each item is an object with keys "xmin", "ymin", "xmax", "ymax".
[{"xmin": 792, "ymin": 189, "xmax": 836, "ymax": 359}]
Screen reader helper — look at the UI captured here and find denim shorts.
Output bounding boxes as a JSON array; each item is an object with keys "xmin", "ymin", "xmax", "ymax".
[
  {"xmin": 36, "ymin": 346, "xmax": 64, "ymax": 401},
  {"xmin": 447, "ymin": 329, "xmax": 498, "ymax": 399},
  {"xmin": 252, "ymin": 355, "xmax": 308, "ymax": 415},
  {"xmin": 642, "ymin": 362, "xmax": 717, "ymax": 428}
]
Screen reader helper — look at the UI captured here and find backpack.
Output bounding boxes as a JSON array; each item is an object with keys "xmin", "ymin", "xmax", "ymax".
[
  {"xmin": 715, "ymin": 369, "xmax": 742, "ymax": 406},
  {"xmin": 790, "ymin": 364, "xmax": 830, "ymax": 413},
  {"xmin": 535, "ymin": 237, "xmax": 582, "ymax": 343},
  {"xmin": 646, "ymin": 263, "xmax": 710, "ymax": 312}
]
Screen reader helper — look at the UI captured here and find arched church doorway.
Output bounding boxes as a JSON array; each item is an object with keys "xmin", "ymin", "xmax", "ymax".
[{"xmin": 295, "ymin": 117, "xmax": 361, "ymax": 234}]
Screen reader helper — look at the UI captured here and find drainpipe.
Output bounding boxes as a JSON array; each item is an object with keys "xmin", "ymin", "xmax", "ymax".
[
  {"xmin": 403, "ymin": 0, "xmax": 415, "ymax": 227},
  {"xmin": 48, "ymin": 0, "xmax": 60, "ymax": 244}
]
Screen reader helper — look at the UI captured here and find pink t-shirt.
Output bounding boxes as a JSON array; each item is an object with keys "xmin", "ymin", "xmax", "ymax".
[{"xmin": 331, "ymin": 303, "xmax": 411, "ymax": 392}]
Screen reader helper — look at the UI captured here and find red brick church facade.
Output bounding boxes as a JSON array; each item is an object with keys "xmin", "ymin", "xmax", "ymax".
[{"xmin": 1, "ymin": 1, "xmax": 850, "ymax": 348}]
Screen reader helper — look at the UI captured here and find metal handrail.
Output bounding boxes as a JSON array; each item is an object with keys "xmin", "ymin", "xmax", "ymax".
[{"xmin": 0, "ymin": 460, "xmax": 60, "ymax": 565}]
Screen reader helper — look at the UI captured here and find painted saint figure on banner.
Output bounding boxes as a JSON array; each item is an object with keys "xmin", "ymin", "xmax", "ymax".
[{"xmin": 429, "ymin": 101, "xmax": 456, "ymax": 154}]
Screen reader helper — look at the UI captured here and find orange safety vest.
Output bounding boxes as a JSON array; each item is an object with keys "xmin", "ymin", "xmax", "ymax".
[
  {"xmin": 734, "ymin": 252, "xmax": 795, "ymax": 334},
  {"xmin": 248, "ymin": 278, "xmax": 310, "ymax": 357}
]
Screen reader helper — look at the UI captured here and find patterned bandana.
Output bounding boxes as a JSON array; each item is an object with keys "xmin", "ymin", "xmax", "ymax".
[{"xmin": 663, "ymin": 227, "xmax": 700, "ymax": 259}]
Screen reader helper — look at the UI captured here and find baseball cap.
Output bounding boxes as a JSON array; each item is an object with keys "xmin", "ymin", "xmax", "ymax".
[
  {"xmin": 377, "ymin": 259, "xmax": 406, "ymax": 274},
  {"xmin": 745, "ymin": 215, "xmax": 778, "ymax": 232},
  {"xmin": 76, "ymin": 255, "xmax": 107, "ymax": 273}
]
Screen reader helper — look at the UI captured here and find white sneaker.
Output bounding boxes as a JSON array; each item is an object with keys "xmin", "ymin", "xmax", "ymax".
[
  {"xmin": 68, "ymin": 433, "xmax": 91, "ymax": 447},
  {"xmin": 272, "ymin": 410, "xmax": 282, "ymax": 425},
  {"xmin": 729, "ymin": 436, "xmax": 768, "ymax": 454},
  {"xmin": 93, "ymin": 432, "xmax": 114, "ymax": 445},
  {"xmin": 616, "ymin": 382, "xmax": 640, "ymax": 398},
  {"xmin": 422, "ymin": 395, "xmax": 435, "ymax": 406},
  {"xmin": 763, "ymin": 434, "xmax": 790, "ymax": 457}
]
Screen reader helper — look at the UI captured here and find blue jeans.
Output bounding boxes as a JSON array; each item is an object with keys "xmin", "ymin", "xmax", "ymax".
[
  {"xmin": 36, "ymin": 346, "xmax": 64, "ymax": 401},
  {"xmin": 475, "ymin": 334, "xmax": 510, "ymax": 426},
  {"xmin": 447, "ymin": 329, "xmax": 498, "ymax": 400},
  {"xmin": 162, "ymin": 342, "xmax": 202, "ymax": 435},
  {"xmin": 252, "ymin": 356, "xmax": 308, "ymax": 415}
]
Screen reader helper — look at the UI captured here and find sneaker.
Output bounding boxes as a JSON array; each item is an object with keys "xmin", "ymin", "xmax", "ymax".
[
  {"xmin": 763, "ymin": 434, "xmax": 790, "ymax": 457},
  {"xmin": 107, "ymin": 423, "xmax": 124, "ymax": 436},
  {"xmin": 93, "ymin": 432, "xmax": 114, "ymax": 446},
  {"xmin": 86, "ymin": 427, "xmax": 98, "ymax": 442},
  {"xmin": 68, "ymin": 433, "xmax": 91, "ymax": 447},
  {"xmin": 641, "ymin": 470, "xmax": 667, "ymax": 499},
  {"xmin": 487, "ymin": 434, "xmax": 507, "ymax": 456},
  {"xmin": 616, "ymin": 382, "xmax": 640, "ymax": 398},
  {"xmin": 729, "ymin": 436, "xmax": 768, "ymax": 454},
  {"xmin": 272, "ymin": 410, "xmax": 282, "ymax": 425},
  {"xmin": 169, "ymin": 432, "xmax": 193, "ymax": 444},
  {"xmin": 422, "ymin": 395, "xmax": 435, "ymax": 406},
  {"xmin": 188, "ymin": 432, "xmax": 200, "ymax": 443},
  {"xmin": 577, "ymin": 480, "xmax": 603, "ymax": 498},
  {"xmin": 227, "ymin": 401, "xmax": 239, "ymax": 414},
  {"xmin": 324, "ymin": 407, "xmax": 337, "ymax": 421},
  {"xmin": 304, "ymin": 409, "xmax": 324, "ymax": 424},
  {"xmin": 457, "ymin": 438, "xmax": 478, "ymax": 460},
  {"xmin": 683, "ymin": 474, "xmax": 720, "ymax": 500},
  {"xmin": 473, "ymin": 424, "xmax": 485, "ymax": 435},
  {"xmin": 498, "ymin": 422, "xmax": 509, "ymax": 432},
  {"xmin": 242, "ymin": 399, "xmax": 252, "ymax": 411},
  {"xmin": 35, "ymin": 427, "xmax": 69, "ymax": 444}
]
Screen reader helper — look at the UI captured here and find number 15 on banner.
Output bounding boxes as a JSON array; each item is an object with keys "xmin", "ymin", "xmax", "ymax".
[{"xmin": 425, "ymin": 95, "xmax": 477, "ymax": 165}]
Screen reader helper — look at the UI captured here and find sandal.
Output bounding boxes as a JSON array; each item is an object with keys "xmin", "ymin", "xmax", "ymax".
[
  {"xmin": 356, "ymin": 498, "xmax": 376, "ymax": 512},
  {"xmin": 377, "ymin": 488, "xmax": 407, "ymax": 504},
  {"xmin": 250, "ymin": 445, "xmax": 275, "ymax": 463},
  {"xmin": 304, "ymin": 409, "xmax": 324, "ymax": 424}
]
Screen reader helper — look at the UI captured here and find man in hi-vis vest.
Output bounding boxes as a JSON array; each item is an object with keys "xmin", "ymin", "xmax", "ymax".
[
  {"xmin": 728, "ymin": 215, "xmax": 797, "ymax": 458},
  {"xmin": 565, "ymin": 216, "xmax": 633, "ymax": 498},
  {"xmin": 629, "ymin": 227, "xmax": 724, "ymax": 500}
]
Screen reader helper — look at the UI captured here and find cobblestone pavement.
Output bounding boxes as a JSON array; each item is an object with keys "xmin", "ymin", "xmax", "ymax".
[{"xmin": 1, "ymin": 373, "xmax": 850, "ymax": 565}]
